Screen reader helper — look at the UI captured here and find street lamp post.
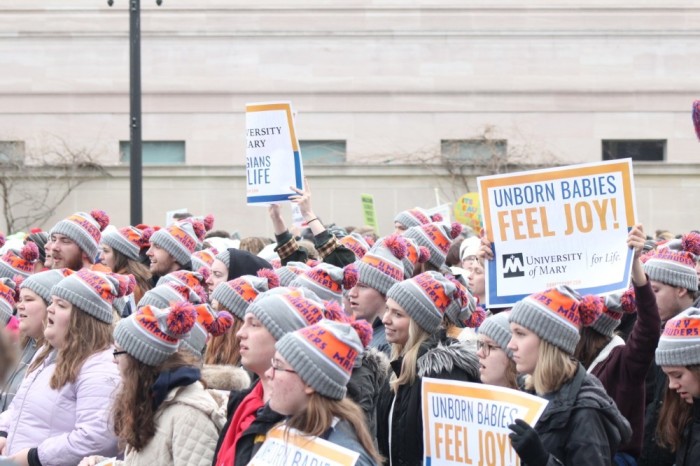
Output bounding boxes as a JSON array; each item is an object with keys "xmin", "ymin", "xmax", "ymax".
[{"xmin": 108, "ymin": 0, "xmax": 162, "ymax": 225}]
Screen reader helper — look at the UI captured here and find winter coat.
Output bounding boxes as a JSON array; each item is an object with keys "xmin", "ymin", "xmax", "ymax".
[
  {"xmin": 346, "ymin": 348, "xmax": 391, "ymax": 437},
  {"xmin": 200, "ymin": 364, "xmax": 251, "ymax": 417},
  {"xmin": 0, "ymin": 348, "xmax": 120, "ymax": 466},
  {"xmin": 376, "ymin": 336, "xmax": 480, "ymax": 466},
  {"xmin": 675, "ymin": 397, "xmax": 700, "ymax": 466},
  {"xmin": 212, "ymin": 383, "xmax": 285, "ymax": 466},
  {"xmin": 92, "ymin": 381, "xmax": 225, "ymax": 466},
  {"xmin": 0, "ymin": 338, "xmax": 40, "ymax": 412},
  {"xmin": 589, "ymin": 280, "xmax": 661, "ymax": 458},
  {"xmin": 533, "ymin": 363, "xmax": 632, "ymax": 466},
  {"xmin": 317, "ymin": 419, "xmax": 378, "ymax": 466},
  {"xmin": 638, "ymin": 361, "xmax": 676, "ymax": 465}
]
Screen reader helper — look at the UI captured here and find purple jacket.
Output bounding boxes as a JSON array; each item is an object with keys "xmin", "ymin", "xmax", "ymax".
[
  {"xmin": 0, "ymin": 347, "xmax": 121, "ymax": 466},
  {"xmin": 590, "ymin": 280, "xmax": 661, "ymax": 458}
]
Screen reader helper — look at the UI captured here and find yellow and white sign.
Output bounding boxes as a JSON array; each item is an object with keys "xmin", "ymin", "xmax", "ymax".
[
  {"xmin": 422, "ymin": 378, "xmax": 549, "ymax": 466},
  {"xmin": 249, "ymin": 425, "xmax": 361, "ymax": 466}
]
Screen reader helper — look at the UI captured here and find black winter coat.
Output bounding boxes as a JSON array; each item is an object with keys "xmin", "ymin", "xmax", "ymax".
[
  {"xmin": 346, "ymin": 348, "xmax": 391, "ymax": 437},
  {"xmin": 676, "ymin": 398, "xmax": 700, "ymax": 466},
  {"xmin": 376, "ymin": 336, "xmax": 480, "ymax": 466},
  {"xmin": 212, "ymin": 384, "xmax": 284, "ymax": 466},
  {"xmin": 532, "ymin": 364, "xmax": 632, "ymax": 466},
  {"xmin": 638, "ymin": 363, "xmax": 676, "ymax": 466}
]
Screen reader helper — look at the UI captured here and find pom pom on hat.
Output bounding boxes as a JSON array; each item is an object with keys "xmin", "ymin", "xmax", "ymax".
[
  {"xmin": 578, "ymin": 295, "xmax": 605, "ymax": 326},
  {"xmin": 257, "ymin": 268, "xmax": 280, "ymax": 289},
  {"xmin": 465, "ymin": 307, "xmax": 487, "ymax": 328},
  {"xmin": 431, "ymin": 213, "xmax": 443, "ymax": 222},
  {"xmin": 0, "ymin": 233, "xmax": 5, "ymax": 248},
  {"xmin": 20, "ymin": 242, "xmax": 39, "ymax": 263},
  {"xmin": 693, "ymin": 100, "xmax": 700, "ymax": 141},
  {"xmin": 418, "ymin": 246, "xmax": 431, "ymax": 264},
  {"xmin": 383, "ymin": 234, "xmax": 407, "ymax": 260},
  {"xmin": 193, "ymin": 303, "xmax": 234, "ymax": 337},
  {"xmin": 202, "ymin": 214, "xmax": 215, "ymax": 232},
  {"xmin": 111, "ymin": 273, "xmax": 137, "ymax": 298},
  {"xmin": 450, "ymin": 222, "xmax": 463, "ymax": 239},
  {"xmin": 681, "ymin": 231, "xmax": 700, "ymax": 256},
  {"xmin": 90, "ymin": 209, "xmax": 110, "ymax": 232},
  {"xmin": 343, "ymin": 265, "xmax": 358, "ymax": 290},
  {"xmin": 166, "ymin": 301, "xmax": 198, "ymax": 336},
  {"xmin": 323, "ymin": 300, "xmax": 347, "ymax": 323},
  {"xmin": 619, "ymin": 288, "xmax": 636, "ymax": 313}
]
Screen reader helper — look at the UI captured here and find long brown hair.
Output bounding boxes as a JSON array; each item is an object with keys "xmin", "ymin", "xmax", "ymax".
[
  {"xmin": 28, "ymin": 309, "xmax": 113, "ymax": 389},
  {"xmin": 112, "ymin": 350, "xmax": 200, "ymax": 451},
  {"xmin": 656, "ymin": 365, "xmax": 700, "ymax": 450},
  {"xmin": 284, "ymin": 393, "xmax": 383, "ymax": 465},
  {"xmin": 203, "ymin": 317, "xmax": 244, "ymax": 366},
  {"xmin": 573, "ymin": 327, "xmax": 613, "ymax": 369},
  {"xmin": 112, "ymin": 249, "xmax": 152, "ymax": 302}
]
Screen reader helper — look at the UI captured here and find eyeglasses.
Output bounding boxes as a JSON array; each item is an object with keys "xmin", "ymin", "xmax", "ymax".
[
  {"xmin": 476, "ymin": 340, "xmax": 500, "ymax": 357},
  {"xmin": 270, "ymin": 358, "xmax": 296, "ymax": 377},
  {"xmin": 113, "ymin": 349, "xmax": 128, "ymax": 360}
]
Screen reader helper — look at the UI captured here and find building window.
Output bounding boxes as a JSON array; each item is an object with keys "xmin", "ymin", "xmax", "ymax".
[
  {"xmin": 119, "ymin": 141, "xmax": 185, "ymax": 165},
  {"xmin": 602, "ymin": 140, "xmax": 665, "ymax": 162},
  {"xmin": 299, "ymin": 140, "xmax": 346, "ymax": 164},
  {"xmin": 441, "ymin": 139, "xmax": 507, "ymax": 162},
  {"xmin": 0, "ymin": 141, "xmax": 25, "ymax": 164}
]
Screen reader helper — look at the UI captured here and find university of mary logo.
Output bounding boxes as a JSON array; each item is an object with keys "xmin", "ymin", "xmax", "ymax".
[{"xmin": 503, "ymin": 253, "xmax": 525, "ymax": 278}]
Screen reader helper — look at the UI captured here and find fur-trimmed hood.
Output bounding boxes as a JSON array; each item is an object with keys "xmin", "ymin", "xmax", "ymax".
[
  {"xmin": 201, "ymin": 364, "xmax": 251, "ymax": 392},
  {"xmin": 359, "ymin": 347, "xmax": 391, "ymax": 388},
  {"xmin": 416, "ymin": 338, "xmax": 480, "ymax": 382}
]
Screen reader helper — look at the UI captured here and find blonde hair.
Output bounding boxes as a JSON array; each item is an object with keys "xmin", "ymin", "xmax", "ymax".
[
  {"xmin": 389, "ymin": 319, "xmax": 431, "ymax": 393},
  {"xmin": 284, "ymin": 393, "xmax": 383, "ymax": 465},
  {"xmin": 524, "ymin": 339, "xmax": 577, "ymax": 395},
  {"xmin": 29, "ymin": 308, "xmax": 113, "ymax": 389}
]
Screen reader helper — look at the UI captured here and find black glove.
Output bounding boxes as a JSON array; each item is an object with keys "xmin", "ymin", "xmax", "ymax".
[{"xmin": 508, "ymin": 419, "xmax": 549, "ymax": 466}]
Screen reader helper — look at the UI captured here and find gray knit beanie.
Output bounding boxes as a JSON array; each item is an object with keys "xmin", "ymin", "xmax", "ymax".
[
  {"xmin": 394, "ymin": 207, "xmax": 441, "ymax": 230},
  {"xmin": 0, "ymin": 242, "xmax": 39, "ymax": 279},
  {"xmin": 249, "ymin": 290, "xmax": 326, "ymax": 341},
  {"xmin": 138, "ymin": 283, "xmax": 192, "ymax": 309},
  {"xmin": 181, "ymin": 303, "xmax": 234, "ymax": 357},
  {"xmin": 51, "ymin": 268, "xmax": 135, "ymax": 324},
  {"xmin": 155, "ymin": 270, "xmax": 208, "ymax": 304},
  {"xmin": 386, "ymin": 271, "xmax": 470, "ymax": 334},
  {"xmin": 289, "ymin": 263, "xmax": 355, "ymax": 304},
  {"xmin": 644, "ymin": 249, "xmax": 699, "ymax": 292},
  {"xmin": 20, "ymin": 268, "xmax": 73, "ymax": 305},
  {"xmin": 404, "ymin": 222, "xmax": 463, "ymax": 269},
  {"xmin": 102, "ymin": 226, "xmax": 153, "ymax": 261},
  {"xmin": 479, "ymin": 312, "xmax": 514, "ymax": 359},
  {"xmin": 508, "ymin": 285, "xmax": 601, "ymax": 356},
  {"xmin": 655, "ymin": 308, "xmax": 700, "ymax": 366},
  {"xmin": 149, "ymin": 215, "xmax": 213, "ymax": 267},
  {"xmin": 114, "ymin": 301, "xmax": 197, "ymax": 366},
  {"xmin": 211, "ymin": 270, "xmax": 279, "ymax": 319},
  {"xmin": 356, "ymin": 234, "xmax": 407, "ymax": 295},
  {"xmin": 50, "ymin": 210, "xmax": 110, "ymax": 264},
  {"xmin": 276, "ymin": 319, "xmax": 363, "ymax": 400},
  {"xmin": 274, "ymin": 261, "xmax": 310, "ymax": 287},
  {"xmin": 590, "ymin": 288, "xmax": 636, "ymax": 338}
]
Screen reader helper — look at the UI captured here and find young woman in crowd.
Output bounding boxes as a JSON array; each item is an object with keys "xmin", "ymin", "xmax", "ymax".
[
  {"xmin": 0, "ymin": 269, "xmax": 131, "ymax": 466},
  {"xmin": 265, "ymin": 320, "xmax": 382, "ymax": 466},
  {"xmin": 377, "ymin": 271, "xmax": 480, "ymax": 466},
  {"xmin": 213, "ymin": 289, "xmax": 327, "ymax": 466},
  {"xmin": 476, "ymin": 311, "xmax": 518, "ymax": 389},
  {"xmin": 80, "ymin": 301, "xmax": 225, "ymax": 466},
  {"xmin": 654, "ymin": 308, "xmax": 700, "ymax": 466},
  {"xmin": 101, "ymin": 225, "xmax": 154, "ymax": 303},
  {"xmin": 506, "ymin": 285, "xmax": 632, "ymax": 465},
  {"xmin": 572, "ymin": 225, "xmax": 660, "ymax": 463},
  {"xmin": 1, "ymin": 270, "xmax": 71, "ymax": 411}
]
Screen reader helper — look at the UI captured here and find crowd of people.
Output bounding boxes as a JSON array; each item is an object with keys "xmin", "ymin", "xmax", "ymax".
[{"xmin": 0, "ymin": 180, "xmax": 698, "ymax": 466}]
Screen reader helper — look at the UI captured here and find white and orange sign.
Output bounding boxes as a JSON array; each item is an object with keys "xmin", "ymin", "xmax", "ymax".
[
  {"xmin": 422, "ymin": 378, "xmax": 549, "ymax": 466},
  {"xmin": 249, "ymin": 425, "xmax": 360, "ymax": 466},
  {"xmin": 478, "ymin": 159, "xmax": 637, "ymax": 307},
  {"xmin": 245, "ymin": 102, "xmax": 304, "ymax": 205}
]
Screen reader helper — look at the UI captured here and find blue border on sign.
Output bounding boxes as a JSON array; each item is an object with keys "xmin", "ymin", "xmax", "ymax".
[
  {"xmin": 294, "ymin": 151, "xmax": 303, "ymax": 189},
  {"xmin": 247, "ymin": 193, "xmax": 294, "ymax": 203},
  {"xmin": 487, "ymin": 234, "xmax": 635, "ymax": 307}
]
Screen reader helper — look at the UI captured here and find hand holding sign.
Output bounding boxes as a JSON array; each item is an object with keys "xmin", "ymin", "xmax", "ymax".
[
  {"xmin": 289, "ymin": 177, "xmax": 313, "ymax": 219},
  {"xmin": 508, "ymin": 419, "xmax": 550, "ymax": 466}
]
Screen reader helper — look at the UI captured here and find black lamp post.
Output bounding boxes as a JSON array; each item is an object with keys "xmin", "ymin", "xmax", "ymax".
[{"xmin": 107, "ymin": 0, "xmax": 163, "ymax": 225}]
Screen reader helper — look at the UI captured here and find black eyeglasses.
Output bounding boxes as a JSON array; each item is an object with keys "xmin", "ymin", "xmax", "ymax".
[
  {"xmin": 477, "ymin": 340, "xmax": 500, "ymax": 357},
  {"xmin": 113, "ymin": 349, "xmax": 128, "ymax": 360},
  {"xmin": 270, "ymin": 358, "xmax": 296, "ymax": 377}
]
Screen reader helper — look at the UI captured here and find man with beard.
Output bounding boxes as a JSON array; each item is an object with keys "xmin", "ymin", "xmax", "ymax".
[{"xmin": 49, "ymin": 210, "xmax": 110, "ymax": 271}]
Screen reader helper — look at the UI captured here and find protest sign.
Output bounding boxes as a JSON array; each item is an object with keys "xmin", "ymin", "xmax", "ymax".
[
  {"xmin": 249, "ymin": 425, "xmax": 360, "ymax": 466},
  {"xmin": 246, "ymin": 102, "xmax": 304, "ymax": 205},
  {"xmin": 361, "ymin": 194, "xmax": 378, "ymax": 232},
  {"xmin": 422, "ymin": 378, "xmax": 549, "ymax": 466},
  {"xmin": 478, "ymin": 159, "xmax": 636, "ymax": 307},
  {"xmin": 454, "ymin": 193, "xmax": 482, "ymax": 233}
]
